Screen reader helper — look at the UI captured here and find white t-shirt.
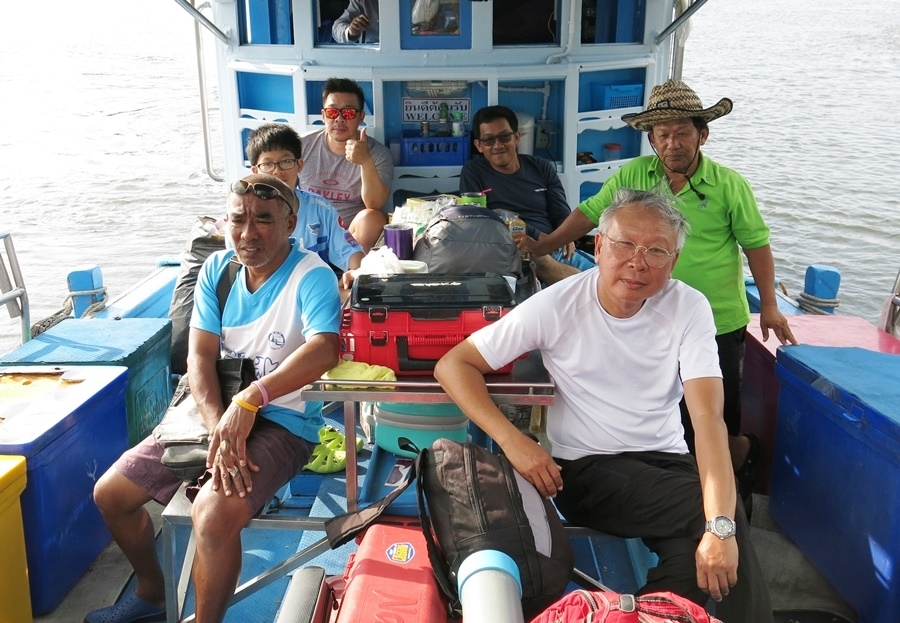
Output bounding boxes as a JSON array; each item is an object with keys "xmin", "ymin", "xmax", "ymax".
[{"xmin": 470, "ymin": 269, "xmax": 721, "ymax": 460}]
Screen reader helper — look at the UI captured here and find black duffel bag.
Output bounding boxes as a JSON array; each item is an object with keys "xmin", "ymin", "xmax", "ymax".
[{"xmin": 325, "ymin": 438, "xmax": 574, "ymax": 619}]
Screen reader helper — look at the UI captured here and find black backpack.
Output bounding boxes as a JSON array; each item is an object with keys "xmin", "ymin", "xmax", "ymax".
[
  {"xmin": 412, "ymin": 204, "xmax": 522, "ymax": 278},
  {"xmin": 168, "ymin": 216, "xmax": 225, "ymax": 375},
  {"xmin": 325, "ymin": 438, "xmax": 574, "ymax": 619}
]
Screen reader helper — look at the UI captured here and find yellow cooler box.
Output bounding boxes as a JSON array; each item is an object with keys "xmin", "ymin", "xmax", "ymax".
[{"xmin": 0, "ymin": 455, "xmax": 31, "ymax": 623}]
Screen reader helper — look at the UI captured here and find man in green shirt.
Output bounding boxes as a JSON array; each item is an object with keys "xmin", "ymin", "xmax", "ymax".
[{"xmin": 522, "ymin": 80, "xmax": 796, "ymax": 497}]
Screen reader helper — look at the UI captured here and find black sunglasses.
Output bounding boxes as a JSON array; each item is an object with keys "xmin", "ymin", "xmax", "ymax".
[{"xmin": 230, "ymin": 179, "xmax": 294, "ymax": 213}]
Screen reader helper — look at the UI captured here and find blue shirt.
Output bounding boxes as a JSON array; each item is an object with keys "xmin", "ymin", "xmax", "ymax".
[{"xmin": 191, "ymin": 242, "xmax": 341, "ymax": 442}]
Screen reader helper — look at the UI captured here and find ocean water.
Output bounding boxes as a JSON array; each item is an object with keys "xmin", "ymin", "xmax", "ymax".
[{"xmin": 2, "ymin": 0, "xmax": 900, "ymax": 354}]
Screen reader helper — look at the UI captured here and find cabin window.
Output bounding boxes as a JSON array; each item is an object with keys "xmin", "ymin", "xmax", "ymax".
[
  {"xmin": 493, "ymin": 0, "xmax": 559, "ymax": 46},
  {"xmin": 238, "ymin": 0, "xmax": 294, "ymax": 45},
  {"xmin": 316, "ymin": 0, "xmax": 380, "ymax": 46},
  {"xmin": 582, "ymin": 0, "xmax": 646, "ymax": 45},
  {"xmin": 401, "ymin": 0, "xmax": 471, "ymax": 49}
]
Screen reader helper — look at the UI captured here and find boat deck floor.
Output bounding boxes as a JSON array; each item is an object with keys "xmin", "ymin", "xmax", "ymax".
[{"xmin": 33, "ymin": 413, "xmax": 857, "ymax": 622}]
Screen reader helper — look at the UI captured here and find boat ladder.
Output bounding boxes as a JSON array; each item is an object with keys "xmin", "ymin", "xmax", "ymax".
[{"xmin": 0, "ymin": 232, "xmax": 31, "ymax": 345}]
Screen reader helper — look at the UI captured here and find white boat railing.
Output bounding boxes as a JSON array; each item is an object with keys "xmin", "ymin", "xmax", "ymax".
[{"xmin": 0, "ymin": 232, "xmax": 31, "ymax": 345}]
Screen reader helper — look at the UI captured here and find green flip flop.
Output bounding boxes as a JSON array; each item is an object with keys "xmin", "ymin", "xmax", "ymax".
[{"xmin": 303, "ymin": 425, "xmax": 364, "ymax": 474}]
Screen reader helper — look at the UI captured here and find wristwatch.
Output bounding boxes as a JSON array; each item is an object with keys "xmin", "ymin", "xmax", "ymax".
[{"xmin": 705, "ymin": 516, "xmax": 736, "ymax": 539}]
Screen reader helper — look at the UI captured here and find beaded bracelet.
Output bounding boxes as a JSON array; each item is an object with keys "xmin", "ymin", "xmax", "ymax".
[
  {"xmin": 231, "ymin": 396, "xmax": 259, "ymax": 413},
  {"xmin": 251, "ymin": 380, "xmax": 269, "ymax": 408}
]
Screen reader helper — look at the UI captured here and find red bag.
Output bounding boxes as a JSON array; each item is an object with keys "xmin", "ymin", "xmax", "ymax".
[{"xmin": 529, "ymin": 589, "xmax": 722, "ymax": 623}]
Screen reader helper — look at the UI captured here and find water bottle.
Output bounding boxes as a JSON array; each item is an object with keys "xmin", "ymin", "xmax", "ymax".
[
  {"xmin": 457, "ymin": 550, "xmax": 524, "ymax": 623},
  {"xmin": 436, "ymin": 102, "xmax": 451, "ymax": 137},
  {"xmin": 452, "ymin": 112, "xmax": 465, "ymax": 137}
]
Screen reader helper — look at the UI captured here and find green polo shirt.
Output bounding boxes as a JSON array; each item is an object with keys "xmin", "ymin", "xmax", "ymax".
[{"xmin": 579, "ymin": 154, "xmax": 770, "ymax": 335}]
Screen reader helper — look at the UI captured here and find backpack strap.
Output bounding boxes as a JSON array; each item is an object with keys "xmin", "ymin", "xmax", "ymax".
[
  {"xmin": 323, "ymin": 449, "xmax": 421, "ymax": 548},
  {"xmin": 216, "ymin": 258, "xmax": 241, "ymax": 316}
]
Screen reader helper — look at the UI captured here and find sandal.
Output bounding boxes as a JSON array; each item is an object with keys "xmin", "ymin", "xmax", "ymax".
[
  {"xmin": 303, "ymin": 425, "xmax": 364, "ymax": 474},
  {"xmin": 83, "ymin": 589, "xmax": 165, "ymax": 623}
]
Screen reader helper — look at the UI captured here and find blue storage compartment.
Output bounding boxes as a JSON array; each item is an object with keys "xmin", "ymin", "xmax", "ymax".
[
  {"xmin": 0, "ymin": 366, "xmax": 129, "ymax": 615},
  {"xmin": 0, "ymin": 318, "xmax": 173, "ymax": 447},
  {"xmin": 770, "ymin": 345, "xmax": 900, "ymax": 623}
]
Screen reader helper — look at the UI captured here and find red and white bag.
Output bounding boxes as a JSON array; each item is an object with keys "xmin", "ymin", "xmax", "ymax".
[{"xmin": 528, "ymin": 589, "xmax": 722, "ymax": 623}]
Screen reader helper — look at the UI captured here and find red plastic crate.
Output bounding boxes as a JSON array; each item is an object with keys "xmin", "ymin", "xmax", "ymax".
[
  {"xmin": 340, "ymin": 273, "xmax": 517, "ymax": 375},
  {"xmin": 340, "ymin": 306, "xmax": 513, "ymax": 375}
]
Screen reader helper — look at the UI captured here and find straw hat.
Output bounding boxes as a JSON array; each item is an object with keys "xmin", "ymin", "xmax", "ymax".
[{"xmin": 621, "ymin": 80, "xmax": 733, "ymax": 132}]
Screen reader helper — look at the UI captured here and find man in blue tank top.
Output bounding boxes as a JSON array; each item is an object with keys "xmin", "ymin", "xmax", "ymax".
[{"xmin": 86, "ymin": 174, "xmax": 342, "ymax": 623}]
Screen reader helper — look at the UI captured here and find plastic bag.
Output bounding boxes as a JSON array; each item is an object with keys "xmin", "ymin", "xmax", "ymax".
[
  {"xmin": 392, "ymin": 196, "xmax": 454, "ymax": 238},
  {"xmin": 356, "ymin": 245, "xmax": 405, "ymax": 275}
]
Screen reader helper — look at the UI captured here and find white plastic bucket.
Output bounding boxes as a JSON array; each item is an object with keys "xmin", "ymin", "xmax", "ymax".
[{"xmin": 515, "ymin": 111, "xmax": 535, "ymax": 155}]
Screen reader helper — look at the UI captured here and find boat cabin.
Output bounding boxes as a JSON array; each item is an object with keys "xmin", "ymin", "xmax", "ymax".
[{"xmin": 182, "ymin": 0, "xmax": 688, "ymax": 206}]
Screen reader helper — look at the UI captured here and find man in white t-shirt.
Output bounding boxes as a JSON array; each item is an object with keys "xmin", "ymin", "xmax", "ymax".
[{"xmin": 435, "ymin": 188, "xmax": 773, "ymax": 622}]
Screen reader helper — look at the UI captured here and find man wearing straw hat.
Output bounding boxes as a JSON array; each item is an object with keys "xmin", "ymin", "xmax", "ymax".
[{"xmin": 521, "ymin": 80, "xmax": 796, "ymax": 505}]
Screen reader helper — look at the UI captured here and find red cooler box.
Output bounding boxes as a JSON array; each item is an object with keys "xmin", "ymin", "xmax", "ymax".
[
  {"xmin": 341, "ymin": 273, "xmax": 517, "ymax": 375},
  {"xmin": 336, "ymin": 518, "xmax": 447, "ymax": 623},
  {"xmin": 741, "ymin": 314, "xmax": 900, "ymax": 492}
]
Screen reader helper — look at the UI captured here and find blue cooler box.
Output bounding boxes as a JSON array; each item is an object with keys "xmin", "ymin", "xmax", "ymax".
[
  {"xmin": 0, "ymin": 318, "xmax": 172, "ymax": 446},
  {"xmin": 0, "ymin": 365, "xmax": 129, "ymax": 615},
  {"xmin": 770, "ymin": 345, "xmax": 900, "ymax": 623}
]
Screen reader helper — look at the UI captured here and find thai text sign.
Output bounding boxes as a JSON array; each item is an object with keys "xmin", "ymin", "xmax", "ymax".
[{"xmin": 401, "ymin": 98, "xmax": 470, "ymax": 123}]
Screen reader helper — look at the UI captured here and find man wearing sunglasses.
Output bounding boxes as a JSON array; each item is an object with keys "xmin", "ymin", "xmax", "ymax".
[
  {"xmin": 86, "ymin": 173, "xmax": 342, "ymax": 623},
  {"xmin": 460, "ymin": 106, "xmax": 595, "ymax": 281},
  {"xmin": 296, "ymin": 77, "xmax": 393, "ymax": 253},
  {"xmin": 245, "ymin": 123, "xmax": 364, "ymax": 290}
]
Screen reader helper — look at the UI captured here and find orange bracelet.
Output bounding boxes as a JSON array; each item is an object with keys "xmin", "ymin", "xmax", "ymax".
[{"xmin": 231, "ymin": 396, "xmax": 259, "ymax": 413}]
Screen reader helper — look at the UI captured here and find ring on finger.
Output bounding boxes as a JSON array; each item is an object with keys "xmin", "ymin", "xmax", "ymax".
[{"xmin": 228, "ymin": 466, "xmax": 239, "ymax": 478}]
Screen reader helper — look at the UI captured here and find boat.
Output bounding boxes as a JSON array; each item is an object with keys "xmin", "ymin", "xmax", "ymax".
[{"xmin": 2, "ymin": 1, "xmax": 899, "ymax": 622}]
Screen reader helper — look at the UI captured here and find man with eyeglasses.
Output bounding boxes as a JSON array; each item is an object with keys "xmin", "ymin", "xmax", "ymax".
[
  {"xmin": 296, "ymin": 77, "xmax": 393, "ymax": 253},
  {"xmin": 245, "ymin": 123, "xmax": 363, "ymax": 290},
  {"xmin": 519, "ymin": 81, "xmax": 796, "ymax": 509},
  {"xmin": 460, "ymin": 105, "xmax": 595, "ymax": 277},
  {"xmin": 86, "ymin": 173, "xmax": 342, "ymax": 623},
  {"xmin": 436, "ymin": 188, "xmax": 774, "ymax": 623}
]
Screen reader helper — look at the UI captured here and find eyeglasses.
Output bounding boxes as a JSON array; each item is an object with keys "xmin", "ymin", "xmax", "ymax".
[
  {"xmin": 256, "ymin": 158, "xmax": 298, "ymax": 173},
  {"xmin": 477, "ymin": 131, "xmax": 515, "ymax": 147},
  {"xmin": 230, "ymin": 179, "xmax": 295, "ymax": 213},
  {"xmin": 603, "ymin": 235, "xmax": 675, "ymax": 269},
  {"xmin": 323, "ymin": 107, "xmax": 362, "ymax": 120}
]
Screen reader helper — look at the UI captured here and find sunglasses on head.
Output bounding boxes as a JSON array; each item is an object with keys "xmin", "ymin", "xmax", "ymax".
[
  {"xmin": 323, "ymin": 106, "xmax": 362, "ymax": 120},
  {"xmin": 230, "ymin": 179, "xmax": 294, "ymax": 213}
]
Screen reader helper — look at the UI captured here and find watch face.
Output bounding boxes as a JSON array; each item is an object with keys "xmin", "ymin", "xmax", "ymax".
[{"xmin": 714, "ymin": 517, "xmax": 735, "ymax": 536}]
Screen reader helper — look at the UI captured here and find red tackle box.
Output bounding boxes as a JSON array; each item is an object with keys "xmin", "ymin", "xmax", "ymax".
[
  {"xmin": 335, "ymin": 518, "xmax": 448, "ymax": 623},
  {"xmin": 340, "ymin": 273, "xmax": 517, "ymax": 375}
]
